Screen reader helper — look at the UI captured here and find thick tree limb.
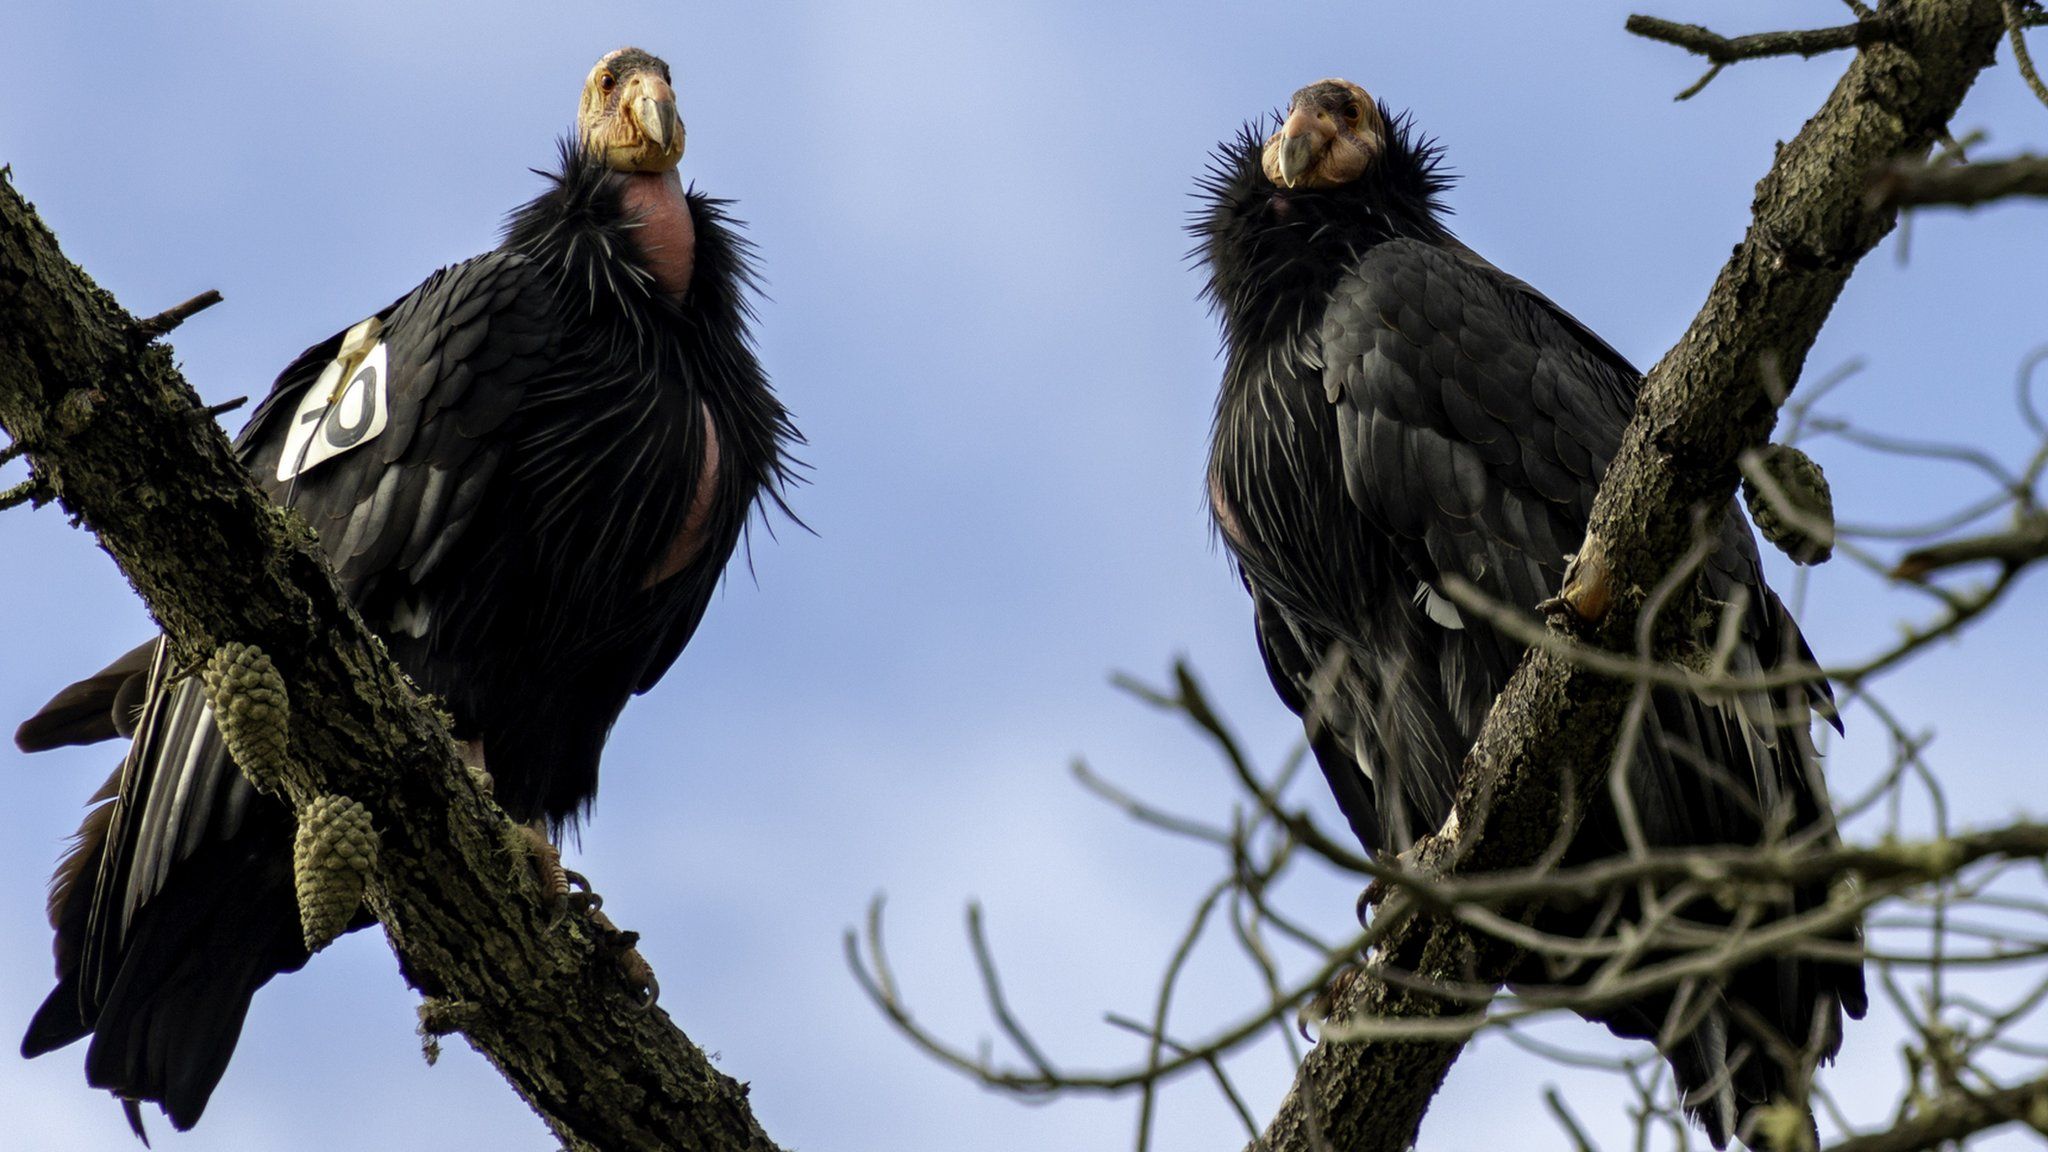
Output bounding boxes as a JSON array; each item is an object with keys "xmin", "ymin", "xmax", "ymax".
[
  {"xmin": 1254, "ymin": 4, "xmax": 2010, "ymax": 1151},
  {"xmin": 0, "ymin": 173, "xmax": 780, "ymax": 1150},
  {"xmin": 1870, "ymin": 153, "xmax": 2048, "ymax": 206}
]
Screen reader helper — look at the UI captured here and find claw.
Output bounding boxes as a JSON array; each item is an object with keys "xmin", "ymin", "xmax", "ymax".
[
  {"xmin": 562, "ymin": 868, "xmax": 603, "ymax": 915},
  {"xmin": 504, "ymin": 823, "xmax": 653, "ymax": 1004},
  {"xmin": 587, "ymin": 908, "xmax": 661, "ymax": 1009},
  {"xmin": 1356, "ymin": 878, "xmax": 1389, "ymax": 926},
  {"xmin": 508, "ymin": 821, "xmax": 575, "ymax": 920},
  {"xmin": 1299, "ymin": 965, "xmax": 1366, "ymax": 1040}
]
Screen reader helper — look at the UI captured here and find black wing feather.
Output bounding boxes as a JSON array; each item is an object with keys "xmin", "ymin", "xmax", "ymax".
[{"xmin": 1318, "ymin": 237, "xmax": 1863, "ymax": 1139}]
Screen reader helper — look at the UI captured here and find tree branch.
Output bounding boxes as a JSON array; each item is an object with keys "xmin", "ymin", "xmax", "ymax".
[
  {"xmin": 1821, "ymin": 1071, "xmax": 2048, "ymax": 1152},
  {"xmin": 1870, "ymin": 153, "xmax": 2048, "ymax": 207},
  {"xmin": 1626, "ymin": 14, "xmax": 1892, "ymax": 64},
  {"xmin": 0, "ymin": 174, "xmax": 780, "ymax": 1149},
  {"xmin": 1254, "ymin": 4, "xmax": 2011, "ymax": 1150},
  {"xmin": 1892, "ymin": 511, "xmax": 2048, "ymax": 578}
]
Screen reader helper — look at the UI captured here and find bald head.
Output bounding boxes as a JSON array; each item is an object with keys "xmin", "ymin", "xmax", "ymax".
[
  {"xmin": 1261, "ymin": 78, "xmax": 1384, "ymax": 190},
  {"xmin": 578, "ymin": 47, "xmax": 684, "ymax": 172}
]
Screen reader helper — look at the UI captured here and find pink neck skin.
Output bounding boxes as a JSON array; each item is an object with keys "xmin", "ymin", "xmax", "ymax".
[
  {"xmin": 620, "ymin": 170, "xmax": 718, "ymax": 589},
  {"xmin": 620, "ymin": 169, "xmax": 695, "ymax": 297},
  {"xmin": 644, "ymin": 403, "xmax": 723, "ymax": 589}
]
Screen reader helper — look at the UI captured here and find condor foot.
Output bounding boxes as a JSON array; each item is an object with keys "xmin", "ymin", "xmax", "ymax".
[
  {"xmin": 500, "ymin": 819, "xmax": 656, "ymax": 1008},
  {"xmin": 508, "ymin": 821, "xmax": 602, "ymax": 920},
  {"xmin": 1298, "ymin": 964, "xmax": 1369, "ymax": 1040},
  {"xmin": 587, "ymin": 907, "xmax": 661, "ymax": 1010}
]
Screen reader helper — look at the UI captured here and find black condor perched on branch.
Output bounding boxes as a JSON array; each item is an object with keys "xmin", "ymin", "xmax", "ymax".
[
  {"xmin": 1195, "ymin": 78, "xmax": 1865, "ymax": 1147},
  {"xmin": 17, "ymin": 46, "xmax": 798, "ymax": 1135}
]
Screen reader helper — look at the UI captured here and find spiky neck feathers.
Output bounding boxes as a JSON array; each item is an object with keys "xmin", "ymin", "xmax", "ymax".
[
  {"xmin": 1193, "ymin": 104, "xmax": 1454, "ymax": 349},
  {"xmin": 499, "ymin": 136, "xmax": 804, "ymax": 541}
]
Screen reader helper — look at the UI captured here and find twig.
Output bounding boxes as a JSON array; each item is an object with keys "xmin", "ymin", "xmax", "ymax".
[
  {"xmin": 1625, "ymin": 14, "xmax": 1891, "ymax": 62},
  {"xmin": 1545, "ymin": 1086, "xmax": 1605, "ymax": 1152},
  {"xmin": 1136, "ymin": 883, "xmax": 1230, "ymax": 1152},
  {"xmin": 1627, "ymin": 13, "xmax": 1892, "ymax": 97},
  {"xmin": 198, "ymin": 395, "xmax": 248, "ymax": 421},
  {"xmin": 132, "ymin": 289, "xmax": 223, "ymax": 340},
  {"xmin": 2008, "ymin": 0, "xmax": 2048, "ymax": 109},
  {"xmin": 1822, "ymin": 1070, "xmax": 2048, "ymax": 1151},
  {"xmin": 1071, "ymin": 757, "xmax": 1234, "ymax": 847},
  {"xmin": 1113, "ymin": 665, "xmax": 1378, "ymax": 875},
  {"xmin": 1871, "ymin": 153, "xmax": 2048, "ymax": 208},
  {"xmin": 966, "ymin": 903, "xmax": 1061, "ymax": 1081},
  {"xmin": 1, "ymin": 474, "xmax": 51, "ymax": 511},
  {"xmin": 1102, "ymin": 1015, "xmax": 1262, "ymax": 1141},
  {"xmin": 1892, "ymin": 512, "xmax": 2048, "ymax": 579}
]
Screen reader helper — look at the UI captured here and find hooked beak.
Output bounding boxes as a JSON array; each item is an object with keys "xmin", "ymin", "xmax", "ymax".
[
  {"xmin": 622, "ymin": 74, "xmax": 684, "ymax": 167},
  {"xmin": 1275, "ymin": 104, "xmax": 1334, "ymax": 188}
]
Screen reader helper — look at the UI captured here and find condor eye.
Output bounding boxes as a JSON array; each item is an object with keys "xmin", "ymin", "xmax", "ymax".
[
  {"xmin": 600, "ymin": 72, "xmax": 616, "ymax": 92},
  {"xmin": 1343, "ymin": 102, "xmax": 1360, "ymax": 123}
]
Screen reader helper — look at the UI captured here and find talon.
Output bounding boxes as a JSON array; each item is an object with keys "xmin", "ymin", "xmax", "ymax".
[
  {"xmin": 1298, "ymin": 965, "xmax": 1365, "ymax": 1040},
  {"xmin": 588, "ymin": 908, "xmax": 660, "ymax": 1008},
  {"xmin": 1356, "ymin": 879, "xmax": 1389, "ymax": 925},
  {"xmin": 1555, "ymin": 535, "xmax": 1615, "ymax": 623},
  {"xmin": 560, "ymin": 868, "xmax": 604, "ymax": 915},
  {"xmin": 511, "ymin": 821, "xmax": 574, "ymax": 919},
  {"xmin": 623, "ymin": 953, "xmax": 660, "ymax": 1010}
]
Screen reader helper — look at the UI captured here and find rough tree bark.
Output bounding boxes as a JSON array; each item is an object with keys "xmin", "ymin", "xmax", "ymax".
[
  {"xmin": 1254, "ymin": 3, "xmax": 2010, "ymax": 1151},
  {"xmin": 0, "ymin": 174, "xmax": 781, "ymax": 1150}
]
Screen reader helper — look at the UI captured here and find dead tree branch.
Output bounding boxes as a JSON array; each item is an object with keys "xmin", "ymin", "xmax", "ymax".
[
  {"xmin": 0, "ymin": 173, "xmax": 780, "ymax": 1150},
  {"xmin": 1821, "ymin": 1070, "xmax": 2048, "ymax": 1151},
  {"xmin": 1893, "ymin": 511, "xmax": 2048, "ymax": 578},
  {"xmin": 1870, "ymin": 153, "xmax": 2048, "ymax": 207},
  {"xmin": 1626, "ymin": 11, "xmax": 1897, "ymax": 98},
  {"xmin": 1625, "ymin": 14, "xmax": 1893, "ymax": 63}
]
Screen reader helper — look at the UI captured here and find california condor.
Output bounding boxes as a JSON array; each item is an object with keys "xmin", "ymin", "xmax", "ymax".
[
  {"xmin": 1195, "ymin": 78, "xmax": 1864, "ymax": 1147},
  {"xmin": 18, "ymin": 46, "xmax": 797, "ymax": 1134}
]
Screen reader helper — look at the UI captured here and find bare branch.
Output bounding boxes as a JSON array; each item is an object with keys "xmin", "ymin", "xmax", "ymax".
[
  {"xmin": 1545, "ymin": 1085, "xmax": 1608, "ymax": 1152},
  {"xmin": 1871, "ymin": 153, "xmax": 2048, "ymax": 207},
  {"xmin": 1626, "ymin": 14, "xmax": 1891, "ymax": 63},
  {"xmin": 967, "ymin": 903, "xmax": 1063, "ymax": 1081},
  {"xmin": 131, "ymin": 288, "xmax": 222, "ymax": 340},
  {"xmin": 1822, "ymin": 1070, "xmax": 2048, "ymax": 1151},
  {"xmin": 1627, "ymin": 12, "xmax": 1894, "ymax": 97},
  {"xmin": 1, "ymin": 473, "xmax": 51, "ymax": 512},
  {"xmin": 1071, "ymin": 757, "xmax": 1235, "ymax": 848},
  {"xmin": 1893, "ymin": 512, "xmax": 2048, "ymax": 578}
]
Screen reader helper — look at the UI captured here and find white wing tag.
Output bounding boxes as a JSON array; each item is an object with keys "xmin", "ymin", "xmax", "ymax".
[{"xmin": 277, "ymin": 318, "xmax": 390, "ymax": 482}]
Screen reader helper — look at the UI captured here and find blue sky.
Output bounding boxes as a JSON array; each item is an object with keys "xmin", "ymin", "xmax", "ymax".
[{"xmin": 4, "ymin": 2, "xmax": 2046, "ymax": 1149}]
